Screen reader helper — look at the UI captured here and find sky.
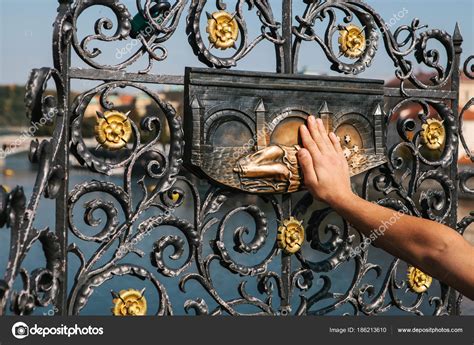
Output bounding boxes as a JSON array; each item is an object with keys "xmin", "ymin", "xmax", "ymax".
[{"xmin": 0, "ymin": 0, "xmax": 473, "ymax": 86}]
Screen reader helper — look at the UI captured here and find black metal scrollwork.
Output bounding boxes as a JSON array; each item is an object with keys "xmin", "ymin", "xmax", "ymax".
[
  {"xmin": 0, "ymin": 0, "xmax": 471, "ymax": 316},
  {"xmin": 0, "ymin": 67, "xmax": 66, "ymax": 315},
  {"xmin": 186, "ymin": 0, "xmax": 284, "ymax": 69},
  {"xmin": 70, "ymin": 0, "xmax": 187, "ymax": 72},
  {"xmin": 293, "ymin": 1, "xmax": 455, "ymax": 95}
]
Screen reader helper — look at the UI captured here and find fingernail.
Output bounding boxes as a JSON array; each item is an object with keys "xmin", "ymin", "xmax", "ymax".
[
  {"xmin": 308, "ymin": 115, "xmax": 315, "ymax": 123},
  {"xmin": 316, "ymin": 118, "xmax": 323, "ymax": 125}
]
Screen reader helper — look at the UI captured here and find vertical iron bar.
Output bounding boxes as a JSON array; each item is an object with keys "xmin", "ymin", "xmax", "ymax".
[
  {"xmin": 282, "ymin": 0, "xmax": 293, "ymax": 75},
  {"xmin": 53, "ymin": 0, "xmax": 71, "ymax": 316},
  {"xmin": 448, "ymin": 23, "xmax": 463, "ymax": 315},
  {"xmin": 279, "ymin": 0, "xmax": 293, "ymax": 316},
  {"xmin": 280, "ymin": 195, "xmax": 292, "ymax": 316}
]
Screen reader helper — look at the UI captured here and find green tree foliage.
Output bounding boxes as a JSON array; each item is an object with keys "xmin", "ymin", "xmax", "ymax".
[{"xmin": 0, "ymin": 85, "xmax": 28, "ymax": 127}]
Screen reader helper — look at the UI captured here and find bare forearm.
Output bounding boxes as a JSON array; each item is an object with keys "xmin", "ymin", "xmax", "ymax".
[
  {"xmin": 331, "ymin": 193, "xmax": 474, "ymax": 299},
  {"xmin": 332, "ymin": 194, "xmax": 439, "ymax": 264},
  {"xmin": 297, "ymin": 117, "xmax": 474, "ymax": 299}
]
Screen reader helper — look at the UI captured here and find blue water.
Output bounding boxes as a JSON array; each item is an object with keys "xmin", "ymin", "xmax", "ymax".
[{"xmin": 0, "ymin": 153, "xmax": 472, "ymax": 316}]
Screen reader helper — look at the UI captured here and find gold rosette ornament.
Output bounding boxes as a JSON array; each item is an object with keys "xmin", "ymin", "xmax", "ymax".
[
  {"xmin": 421, "ymin": 118, "xmax": 445, "ymax": 150},
  {"xmin": 277, "ymin": 217, "xmax": 305, "ymax": 254},
  {"xmin": 95, "ymin": 110, "xmax": 132, "ymax": 150},
  {"xmin": 206, "ymin": 11, "xmax": 239, "ymax": 50},
  {"xmin": 407, "ymin": 266, "xmax": 432, "ymax": 293},
  {"xmin": 112, "ymin": 288, "xmax": 147, "ymax": 316},
  {"xmin": 338, "ymin": 24, "xmax": 366, "ymax": 59}
]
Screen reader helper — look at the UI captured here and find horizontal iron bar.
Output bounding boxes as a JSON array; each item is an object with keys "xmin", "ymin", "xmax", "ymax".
[
  {"xmin": 384, "ymin": 87, "xmax": 457, "ymax": 100},
  {"xmin": 69, "ymin": 68, "xmax": 458, "ymax": 100},
  {"xmin": 188, "ymin": 78, "xmax": 384, "ymax": 95},
  {"xmin": 70, "ymin": 68, "xmax": 184, "ymax": 85},
  {"xmin": 187, "ymin": 67, "xmax": 385, "ymax": 85}
]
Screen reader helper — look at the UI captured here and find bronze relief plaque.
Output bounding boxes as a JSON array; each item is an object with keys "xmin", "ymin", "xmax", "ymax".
[{"xmin": 184, "ymin": 68, "xmax": 387, "ymax": 194}]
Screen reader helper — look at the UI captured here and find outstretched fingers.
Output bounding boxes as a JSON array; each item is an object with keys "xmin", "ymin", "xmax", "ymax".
[
  {"xmin": 297, "ymin": 148, "xmax": 318, "ymax": 186},
  {"xmin": 300, "ymin": 124, "xmax": 320, "ymax": 159},
  {"xmin": 317, "ymin": 118, "xmax": 336, "ymax": 153},
  {"xmin": 308, "ymin": 116, "xmax": 335, "ymax": 154},
  {"xmin": 306, "ymin": 116, "xmax": 328, "ymax": 153},
  {"xmin": 329, "ymin": 132, "xmax": 343, "ymax": 155}
]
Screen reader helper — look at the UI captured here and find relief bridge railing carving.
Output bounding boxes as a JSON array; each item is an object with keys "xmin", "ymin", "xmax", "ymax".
[{"xmin": 0, "ymin": 0, "xmax": 473, "ymax": 316}]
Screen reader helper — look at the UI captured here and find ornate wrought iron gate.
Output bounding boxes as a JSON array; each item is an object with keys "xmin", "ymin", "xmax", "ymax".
[{"xmin": 1, "ymin": 0, "xmax": 473, "ymax": 316}]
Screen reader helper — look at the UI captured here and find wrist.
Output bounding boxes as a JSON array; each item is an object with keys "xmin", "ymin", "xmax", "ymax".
[{"xmin": 328, "ymin": 190, "xmax": 359, "ymax": 211}]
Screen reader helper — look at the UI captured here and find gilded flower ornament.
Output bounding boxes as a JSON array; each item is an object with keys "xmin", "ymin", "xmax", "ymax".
[
  {"xmin": 111, "ymin": 288, "xmax": 147, "ymax": 316},
  {"xmin": 421, "ymin": 118, "xmax": 445, "ymax": 150},
  {"xmin": 206, "ymin": 11, "xmax": 239, "ymax": 50},
  {"xmin": 338, "ymin": 24, "xmax": 366, "ymax": 59},
  {"xmin": 407, "ymin": 266, "xmax": 432, "ymax": 293},
  {"xmin": 277, "ymin": 217, "xmax": 305, "ymax": 254},
  {"xmin": 95, "ymin": 110, "xmax": 132, "ymax": 150}
]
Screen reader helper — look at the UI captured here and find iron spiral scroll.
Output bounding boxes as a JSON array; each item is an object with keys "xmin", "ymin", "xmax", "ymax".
[{"xmin": 0, "ymin": 0, "xmax": 473, "ymax": 316}]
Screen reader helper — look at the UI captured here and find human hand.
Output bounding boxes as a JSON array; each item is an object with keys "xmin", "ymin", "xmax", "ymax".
[{"xmin": 297, "ymin": 116, "xmax": 354, "ymax": 207}]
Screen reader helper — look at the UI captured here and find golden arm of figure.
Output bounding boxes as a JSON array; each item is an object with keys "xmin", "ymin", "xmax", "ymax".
[{"xmin": 233, "ymin": 145, "xmax": 302, "ymax": 193}]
